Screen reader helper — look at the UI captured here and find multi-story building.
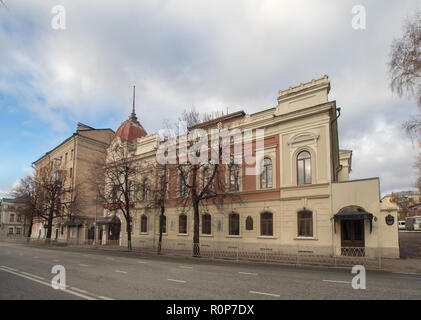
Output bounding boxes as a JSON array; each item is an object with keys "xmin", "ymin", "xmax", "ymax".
[
  {"xmin": 0, "ymin": 198, "xmax": 28, "ymax": 237},
  {"xmin": 382, "ymin": 191, "xmax": 421, "ymax": 219},
  {"xmin": 31, "ymin": 123, "xmax": 114, "ymax": 242},
  {"xmin": 102, "ymin": 75, "xmax": 400, "ymax": 258}
]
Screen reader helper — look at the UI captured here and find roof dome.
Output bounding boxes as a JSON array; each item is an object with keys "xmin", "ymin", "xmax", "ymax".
[{"xmin": 115, "ymin": 86, "xmax": 147, "ymax": 143}]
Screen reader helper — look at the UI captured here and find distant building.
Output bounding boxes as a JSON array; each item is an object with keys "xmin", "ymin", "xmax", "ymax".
[
  {"xmin": 382, "ymin": 191, "xmax": 421, "ymax": 219},
  {"xmin": 0, "ymin": 198, "xmax": 28, "ymax": 237},
  {"xmin": 31, "ymin": 123, "xmax": 114, "ymax": 242}
]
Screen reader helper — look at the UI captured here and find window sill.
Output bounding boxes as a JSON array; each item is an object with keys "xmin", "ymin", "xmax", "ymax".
[
  {"xmin": 200, "ymin": 234, "xmax": 213, "ymax": 237},
  {"xmin": 139, "ymin": 232, "xmax": 149, "ymax": 235},
  {"xmin": 257, "ymin": 236, "xmax": 277, "ymax": 239},
  {"xmin": 155, "ymin": 233, "xmax": 167, "ymax": 236},
  {"xmin": 226, "ymin": 235, "xmax": 241, "ymax": 238},
  {"xmin": 294, "ymin": 236, "xmax": 317, "ymax": 240},
  {"xmin": 177, "ymin": 233, "xmax": 188, "ymax": 236}
]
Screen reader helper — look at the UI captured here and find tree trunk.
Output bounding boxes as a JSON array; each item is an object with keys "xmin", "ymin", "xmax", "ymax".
[
  {"xmin": 193, "ymin": 200, "xmax": 200, "ymax": 257},
  {"xmin": 45, "ymin": 207, "xmax": 54, "ymax": 243},
  {"xmin": 126, "ymin": 215, "xmax": 132, "ymax": 251},
  {"xmin": 27, "ymin": 218, "xmax": 33, "ymax": 240},
  {"xmin": 158, "ymin": 206, "xmax": 165, "ymax": 254}
]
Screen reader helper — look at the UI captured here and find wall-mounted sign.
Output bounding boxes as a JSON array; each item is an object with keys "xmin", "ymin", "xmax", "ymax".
[{"xmin": 385, "ymin": 214, "xmax": 395, "ymax": 226}]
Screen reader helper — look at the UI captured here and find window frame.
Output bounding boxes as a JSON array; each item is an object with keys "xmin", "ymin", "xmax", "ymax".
[
  {"xmin": 297, "ymin": 151, "xmax": 312, "ymax": 185},
  {"xmin": 179, "ymin": 214, "xmax": 187, "ymax": 234},
  {"xmin": 260, "ymin": 158, "xmax": 273, "ymax": 189},
  {"xmin": 260, "ymin": 212, "xmax": 273, "ymax": 236},
  {"xmin": 201, "ymin": 213, "xmax": 212, "ymax": 235},
  {"xmin": 229, "ymin": 164, "xmax": 240, "ymax": 192},
  {"xmin": 297, "ymin": 210, "xmax": 313, "ymax": 237},
  {"xmin": 228, "ymin": 213, "xmax": 240, "ymax": 236},
  {"xmin": 140, "ymin": 214, "xmax": 148, "ymax": 233}
]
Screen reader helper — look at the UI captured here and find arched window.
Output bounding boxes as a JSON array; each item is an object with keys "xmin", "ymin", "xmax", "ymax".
[
  {"xmin": 202, "ymin": 213, "xmax": 212, "ymax": 235},
  {"xmin": 229, "ymin": 213, "xmax": 240, "ymax": 236},
  {"xmin": 179, "ymin": 214, "xmax": 187, "ymax": 234},
  {"xmin": 261, "ymin": 158, "xmax": 273, "ymax": 189},
  {"xmin": 128, "ymin": 181, "xmax": 135, "ymax": 201},
  {"xmin": 159, "ymin": 215, "xmax": 166, "ymax": 234},
  {"xmin": 143, "ymin": 178, "xmax": 150, "ymax": 200},
  {"xmin": 245, "ymin": 216, "xmax": 253, "ymax": 230},
  {"xmin": 260, "ymin": 212, "xmax": 273, "ymax": 236},
  {"xmin": 230, "ymin": 164, "xmax": 240, "ymax": 191},
  {"xmin": 179, "ymin": 170, "xmax": 188, "ymax": 197},
  {"xmin": 297, "ymin": 151, "xmax": 311, "ymax": 185},
  {"xmin": 140, "ymin": 215, "xmax": 148, "ymax": 233},
  {"xmin": 298, "ymin": 210, "xmax": 313, "ymax": 237}
]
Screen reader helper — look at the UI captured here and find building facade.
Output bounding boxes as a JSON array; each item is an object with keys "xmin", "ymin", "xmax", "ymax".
[
  {"xmin": 31, "ymin": 123, "xmax": 114, "ymax": 242},
  {"xmin": 102, "ymin": 76, "xmax": 400, "ymax": 258},
  {"xmin": 0, "ymin": 198, "xmax": 28, "ymax": 237}
]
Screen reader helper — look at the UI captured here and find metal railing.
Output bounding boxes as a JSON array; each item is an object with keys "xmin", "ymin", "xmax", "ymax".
[{"xmin": 0, "ymin": 235, "xmax": 382, "ymax": 269}]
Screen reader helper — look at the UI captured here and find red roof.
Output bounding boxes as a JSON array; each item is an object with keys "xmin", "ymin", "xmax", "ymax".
[{"xmin": 115, "ymin": 120, "xmax": 147, "ymax": 143}]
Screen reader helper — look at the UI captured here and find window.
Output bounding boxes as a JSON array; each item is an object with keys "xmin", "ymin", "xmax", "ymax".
[
  {"xmin": 246, "ymin": 216, "xmax": 253, "ymax": 231},
  {"xmin": 297, "ymin": 151, "xmax": 311, "ymax": 185},
  {"xmin": 179, "ymin": 214, "xmax": 187, "ymax": 234},
  {"xmin": 203, "ymin": 168, "xmax": 212, "ymax": 188},
  {"xmin": 230, "ymin": 164, "xmax": 240, "ymax": 191},
  {"xmin": 260, "ymin": 212, "xmax": 273, "ymax": 236},
  {"xmin": 128, "ymin": 181, "xmax": 135, "ymax": 202},
  {"xmin": 202, "ymin": 213, "xmax": 212, "ymax": 235},
  {"xmin": 179, "ymin": 170, "xmax": 188, "ymax": 197},
  {"xmin": 159, "ymin": 215, "xmax": 166, "ymax": 234},
  {"xmin": 143, "ymin": 178, "xmax": 150, "ymax": 200},
  {"xmin": 229, "ymin": 213, "xmax": 240, "ymax": 236},
  {"xmin": 9, "ymin": 214, "xmax": 15, "ymax": 223},
  {"xmin": 141, "ymin": 215, "xmax": 148, "ymax": 233},
  {"xmin": 17, "ymin": 215, "xmax": 22, "ymax": 222},
  {"xmin": 8, "ymin": 227, "xmax": 13, "ymax": 234},
  {"xmin": 70, "ymin": 149, "xmax": 74, "ymax": 160},
  {"xmin": 261, "ymin": 158, "xmax": 273, "ymax": 189},
  {"xmin": 16, "ymin": 228, "xmax": 21, "ymax": 235},
  {"xmin": 298, "ymin": 210, "xmax": 313, "ymax": 237},
  {"xmin": 65, "ymin": 153, "xmax": 68, "ymax": 163}
]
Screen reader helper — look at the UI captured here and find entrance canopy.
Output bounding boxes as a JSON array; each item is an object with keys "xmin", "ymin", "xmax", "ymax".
[
  {"xmin": 96, "ymin": 216, "xmax": 121, "ymax": 226},
  {"xmin": 333, "ymin": 206, "xmax": 374, "ymax": 233}
]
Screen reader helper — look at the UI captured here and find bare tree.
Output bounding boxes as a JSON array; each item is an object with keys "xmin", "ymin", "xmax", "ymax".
[
  {"xmin": 34, "ymin": 163, "xmax": 82, "ymax": 242},
  {"xmin": 11, "ymin": 174, "xmax": 40, "ymax": 238},
  {"xmin": 96, "ymin": 141, "xmax": 144, "ymax": 251},
  {"xmin": 388, "ymin": 9, "xmax": 421, "ymax": 108},
  {"xmin": 172, "ymin": 108, "xmax": 241, "ymax": 257}
]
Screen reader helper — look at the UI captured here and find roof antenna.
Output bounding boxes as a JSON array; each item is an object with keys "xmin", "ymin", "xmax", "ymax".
[{"xmin": 129, "ymin": 85, "xmax": 140, "ymax": 125}]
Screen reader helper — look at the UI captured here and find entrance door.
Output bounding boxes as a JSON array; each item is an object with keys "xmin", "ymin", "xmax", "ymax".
[{"xmin": 341, "ymin": 219, "xmax": 365, "ymax": 256}]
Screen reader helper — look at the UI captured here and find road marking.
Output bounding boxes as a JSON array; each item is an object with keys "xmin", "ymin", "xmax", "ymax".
[
  {"xmin": 0, "ymin": 267, "xmax": 97, "ymax": 300},
  {"xmin": 115, "ymin": 270, "xmax": 128, "ymax": 274},
  {"xmin": 249, "ymin": 290, "xmax": 280, "ymax": 297},
  {"xmin": 179, "ymin": 266, "xmax": 193, "ymax": 269},
  {"xmin": 1, "ymin": 266, "xmax": 18, "ymax": 272},
  {"xmin": 239, "ymin": 272, "xmax": 258, "ymax": 276},
  {"xmin": 21, "ymin": 272, "xmax": 45, "ymax": 280},
  {"xmin": 70, "ymin": 287, "xmax": 89, "ymax": 294},
  {"xmin": 98, "ymin": 295, "xmax": 115, "ymax": 300},
  {"xmin": 168, "ymin": 279, "xmax": 186, "ymax": 283},
  {"xmin": 323, "ymin": 280, "xmax": 352, "ymax": 284},
  {"xmin": 79, "ymin": 264, "xmax": 89, "ymax": 267}
]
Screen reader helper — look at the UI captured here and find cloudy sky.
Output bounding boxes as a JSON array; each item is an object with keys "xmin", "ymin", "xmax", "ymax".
[{"xmin": 0, "ymin": 0, "xmax": 419, "ymax": 197}]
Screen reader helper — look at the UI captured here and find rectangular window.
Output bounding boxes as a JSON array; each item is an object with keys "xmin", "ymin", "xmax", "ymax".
[
  {"xmin": 298, "ymin": 211, "xmax": 313, "ymax": 237},
  {"xmin": 8, "ymin": 228, "xmax": 13, "ymax": 234},
  {"xmin": 9, "ymin": 214, "xmax": 15, "ymax": 223},
  {"xmin": 70, "ymin": 149, "xmax": 74, "ymax": 160},
  {"xmin": 16, "ymin": 228, "xmax": 21, "ymax": 235},
  {"xmin": 202, "ymin": 214, "xmax": 212, "ymax": 235},
  {"xmin": 261, "ymin": 212, "xmax": 273, "ymax": 236}
]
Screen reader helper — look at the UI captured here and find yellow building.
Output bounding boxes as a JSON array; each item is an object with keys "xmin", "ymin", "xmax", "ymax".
[
  {"xmin": 32, "ymin": 123, "xmax": 114, "ymax": 242},
  {"xmin": 102, "ymin": 76, "xmax": 400, "ymax": 259}
]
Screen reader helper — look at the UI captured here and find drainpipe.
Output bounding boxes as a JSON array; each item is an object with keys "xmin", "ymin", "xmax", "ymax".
[{"xmin": 330, "ymin": 107, "xmax": 341, "ymax": 183}]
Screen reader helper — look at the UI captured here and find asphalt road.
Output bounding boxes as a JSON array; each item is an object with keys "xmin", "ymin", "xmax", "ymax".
[{"xmin": 0, "ymin": 242, "xmax": 420, "ymax": 300}]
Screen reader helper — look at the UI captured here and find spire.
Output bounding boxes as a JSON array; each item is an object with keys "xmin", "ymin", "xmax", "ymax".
[{"xmin": 128, "ymin": 85, "xmax": 141, "ymax": 126}]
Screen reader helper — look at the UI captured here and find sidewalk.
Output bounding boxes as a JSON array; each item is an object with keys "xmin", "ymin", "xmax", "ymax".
[{"xmin": 9, "ymin": 239, "xmax": 419, "ymax": 275}]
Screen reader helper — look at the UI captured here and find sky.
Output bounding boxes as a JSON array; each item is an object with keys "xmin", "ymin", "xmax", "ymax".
[{"xmin": 0, "ymin": 0, "xmax": 420, "ymax": 198}]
